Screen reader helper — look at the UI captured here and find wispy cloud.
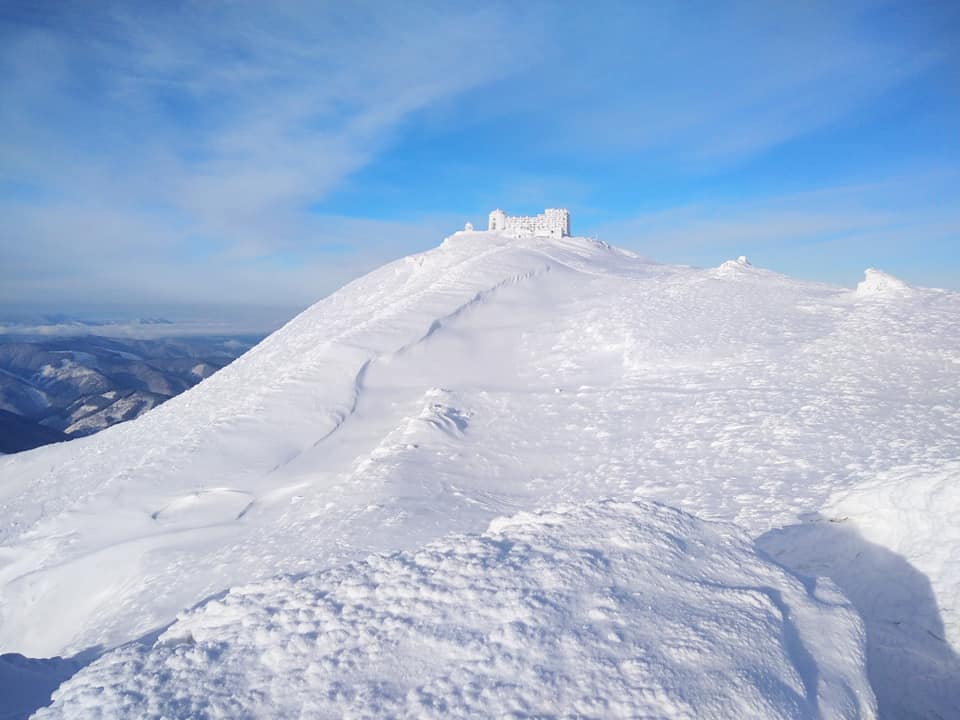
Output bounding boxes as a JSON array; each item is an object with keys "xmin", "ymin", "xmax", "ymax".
[
  {"xmin": 547, "ymin": 2, "xmax": 949, "ymax": 163},
  {"xmin": 2, "ymin": 1, "xmax": 958, "ymax": 307},
  {"xmin": 0, "ymin": 2, "xmax": 530, "ymax": 306}
]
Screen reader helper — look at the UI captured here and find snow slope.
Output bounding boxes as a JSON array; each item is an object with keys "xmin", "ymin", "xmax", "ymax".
[
  {"xmin": 1, "ymin": 230, "xmax": 958, "ymax": 716},
  {"xmin": 34, "ymin": 500, "xmax": 874, "ymax": 719}
]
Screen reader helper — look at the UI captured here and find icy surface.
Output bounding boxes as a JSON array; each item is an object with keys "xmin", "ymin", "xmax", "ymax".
[
  {"xmin": 35, "ymin": 500, "xmax": 875, "ymax": 719},
  {"xmin": 0, "ymin": 230, "xmax": 958, "ymax": 716}
]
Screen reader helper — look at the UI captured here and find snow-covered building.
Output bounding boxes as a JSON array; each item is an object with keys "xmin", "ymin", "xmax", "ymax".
[{"xmin": 488, "ymin": 208, "xmax": 570, "ymax": 238}]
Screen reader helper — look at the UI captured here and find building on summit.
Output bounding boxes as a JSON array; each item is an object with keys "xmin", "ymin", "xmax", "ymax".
[{"xmin": 488, "ymin": 208, "xmax": 570, "ymax": 238}]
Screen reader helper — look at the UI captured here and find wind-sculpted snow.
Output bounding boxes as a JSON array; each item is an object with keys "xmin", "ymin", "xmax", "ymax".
[
  {"xmin": 34, "ymin": 500, "xmax": 876, "ymax": 719},
  {"xmin": 0, "ymin": 230, "xmax": 958, "ymax": 717},
  {"xmin": 854, "ymin": 268, "xmax": 913, "ymax": 298}
]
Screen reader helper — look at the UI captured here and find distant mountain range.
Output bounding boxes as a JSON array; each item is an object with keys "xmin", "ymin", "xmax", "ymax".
[
  {"xmin": 6, "ymin": 314, "xmax": 174, "ymax": 327},
  {"xmin": 0, "ymin": 334, "xmax": 261, "ymax": 453}
]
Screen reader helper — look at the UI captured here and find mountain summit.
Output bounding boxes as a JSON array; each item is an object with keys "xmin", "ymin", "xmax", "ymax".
[{"xmin": 2, "ymin": 230, "xmax": 958, "ymax": 717}]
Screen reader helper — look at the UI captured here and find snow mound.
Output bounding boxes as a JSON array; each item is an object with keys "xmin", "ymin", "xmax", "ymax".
[
  {"xmin": 35, "ymin": 500, "xmax": 875, "ymax": 719},
  {"xmin": 855, "ymin": 268, "xmax": 911, "ymax": 298},
  {"xmin": 713, "ymin": 255, "xmax": 755, "ymax": 277}
]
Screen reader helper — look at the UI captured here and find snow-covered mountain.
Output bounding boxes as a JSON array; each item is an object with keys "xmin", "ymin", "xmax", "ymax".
[{"xmin": 1, "ymin": 230, "xmax": 958, "ymax": 718}]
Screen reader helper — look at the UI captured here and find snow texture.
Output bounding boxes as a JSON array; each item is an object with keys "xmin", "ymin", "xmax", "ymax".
[
  {"xmin": 34, "ymin": 500, "xmax": 874, "ymax": 719},
  {"xmin": 0, "ymin": 230, "xmax": 957, "ymax": 717}
]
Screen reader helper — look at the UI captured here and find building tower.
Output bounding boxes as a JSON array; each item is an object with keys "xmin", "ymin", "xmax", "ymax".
[{"xmin": 543, "ymin": 208, "xmax": 571, "ymax": 237}]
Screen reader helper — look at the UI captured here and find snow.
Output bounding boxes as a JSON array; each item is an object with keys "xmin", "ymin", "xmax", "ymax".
[
  {"xmin": 62, "ymin": 391, "xmax": 165, "ymax": 436},
  {"xmin": 712, "ymin": 254, "xmax": 757, "ymax": 277},
  {"xmin": 34, "ymin": 500, "xmax": 874, "ymax": 719},
  {"xmin": 0, "ymin": 652, "xmax": 93, "ymax": 720},
  {"xmin": 854, "ymin": 268, "xmax": 912, "ymax": 298},
  {"xmin": 0, "ymin": 229, "xmax": 957, "ymax": 717},
  {"xmin": 34, "ymin": 361, "xmax": 109, "ymax": 396},
  {"xmin": 828, "ymin": 461, "xmax": 960, "ymax": 649},
  {"xmin": 0, "ymin": 369, "xmax": 50, "ymax": 417},
  {"xmin": 189, "ymin": 362, "xmax": 217, "ymax": 379},
  {"xmin": 759, "ymin": 460, "xmax": 960, "ymax": 718}
]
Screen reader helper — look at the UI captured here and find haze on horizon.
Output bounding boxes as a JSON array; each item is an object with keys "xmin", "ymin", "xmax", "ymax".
[{"xmin": 1, "ymin": 0, "xmax": 958, "ymax": 321}]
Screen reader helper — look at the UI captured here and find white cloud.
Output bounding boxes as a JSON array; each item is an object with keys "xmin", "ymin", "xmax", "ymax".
[{"xmin": 0, "ymin": 2, "xmax": 530, "ymax": 306}]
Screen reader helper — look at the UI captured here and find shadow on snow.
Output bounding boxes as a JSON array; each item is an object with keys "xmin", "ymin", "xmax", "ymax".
[
  {"xmin": 0, "ymin": 648, "xmax": 100, "ymax": 720},
  {"xmin": 0, "ymin": 588, "xmax": 231, "ymax": 720},
  {"xmin": 758, "ymin": 515, "xmax": 960, "ymax": 719}
]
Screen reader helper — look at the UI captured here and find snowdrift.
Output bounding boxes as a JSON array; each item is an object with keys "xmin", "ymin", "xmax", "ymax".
[
  {"xmin": 34, "ymin": 500, "xmax": 875, "ymax": 719},
  {"xmin": 854, "ymin": 268, "xmax": 913, "ymax": 298},
  {"xmin": 762, "ymin": 460, "xmax": 960, "ymax": 718}
]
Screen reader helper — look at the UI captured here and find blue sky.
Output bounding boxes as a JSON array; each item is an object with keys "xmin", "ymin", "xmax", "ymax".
[{"xmin": 1, "ymin": 1, "xmax": 958, "ymax": 322}]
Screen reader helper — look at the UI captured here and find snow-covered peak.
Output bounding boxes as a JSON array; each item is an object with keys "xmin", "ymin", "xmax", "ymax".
[
  {"xmin": 855, "ymin": 268, "xmax": 912, "ymax": 298},
  {"xmin": 33, "ymin": 500, "xmax": 874, "ymax": 719},
  {"xmin": 1, "ymin": 229, "xmax": 958, "ymax": 717}
]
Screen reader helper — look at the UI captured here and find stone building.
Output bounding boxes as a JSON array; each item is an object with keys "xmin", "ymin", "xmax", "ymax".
[{"xmin": 488, "ymin": 208, "xmax": 570, "ymax": 238}]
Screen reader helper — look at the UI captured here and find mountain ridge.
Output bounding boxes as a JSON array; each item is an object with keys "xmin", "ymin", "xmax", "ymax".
[{"xmin": 1, "ymin": 230, "xmax": 958, "ymax": 717}]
